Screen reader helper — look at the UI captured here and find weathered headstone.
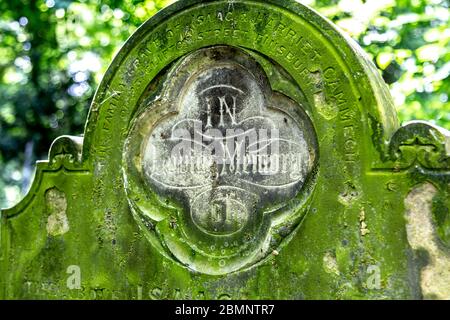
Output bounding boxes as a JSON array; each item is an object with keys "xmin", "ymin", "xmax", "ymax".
[{"xmin": 1, "ymin": 0, "xmax": 449, "ymax": 300}]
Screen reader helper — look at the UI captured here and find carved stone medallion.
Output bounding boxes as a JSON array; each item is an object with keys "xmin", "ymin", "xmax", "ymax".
[{"xmin": 123, "ymin": 46, "xmax": 318, "ymax": 274}]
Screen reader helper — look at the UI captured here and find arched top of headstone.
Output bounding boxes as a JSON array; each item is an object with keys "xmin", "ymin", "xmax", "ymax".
[{"xmin": 82, "ymin": 0, "xmax": 399, "ymax": 166}]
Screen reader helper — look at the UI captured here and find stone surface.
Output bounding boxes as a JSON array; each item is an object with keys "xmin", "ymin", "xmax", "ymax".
[
  {"xmin": 123, "ymin": 45, "xmax": 318, "ymax": 275},
  {"xmin": 1, "ymin": 0, "xmax": 449, "ymax": 299},
  {"xmin": 405, "ymin": 183, "xmax": 450, "ymax": 300}
]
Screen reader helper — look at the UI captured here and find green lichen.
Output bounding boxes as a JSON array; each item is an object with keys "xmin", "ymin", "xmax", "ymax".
[{"xmin": 1, "ymin": 0, "xmax": 449, "ymax": 300}]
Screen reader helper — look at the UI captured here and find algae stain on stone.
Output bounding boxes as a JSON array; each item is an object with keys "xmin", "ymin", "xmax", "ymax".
[
  {"xmin": 338, "ymin": 182, "xmax": 360, "ymax": 206},
  {"xmin": 359, "ymin": 208, "xmax": 370, "ymax": 236},
  {"xmin": 311, "ymin": 70, "xmax": 338, "ymax": 120},
  {"xmin": 405, "ymin": 183, "xmax": 450, "ymax": 299},
  {"xmin": 323, "ymin": 251, "xmax": 340, "ymax": 276},
  {"xmin": 45, "ymin": 188, "xmax": 69, "ymax": 236}
]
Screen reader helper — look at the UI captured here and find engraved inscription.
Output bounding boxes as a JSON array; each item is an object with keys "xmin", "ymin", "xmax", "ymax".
[
  {"xmin": 143, "ymin": 53, "xmax": 311, "ymax": 235},
  {"xmin": 124, "ymin": 46, "xmax": 318, "ymax": 274}
]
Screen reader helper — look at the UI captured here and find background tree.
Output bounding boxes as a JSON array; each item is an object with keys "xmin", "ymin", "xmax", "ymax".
[{"xmin": 0, "ymin": 0, "xmax": 448, "ymax": 208}]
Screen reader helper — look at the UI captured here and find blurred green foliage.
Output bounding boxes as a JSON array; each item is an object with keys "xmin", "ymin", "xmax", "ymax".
[
  {"xmin": 308, "ymin": 0, "xmax": 449, "ymax": 130},
  {"xmin": 0, "ymin": 0, "xmax": 448, "ymax": 208}
]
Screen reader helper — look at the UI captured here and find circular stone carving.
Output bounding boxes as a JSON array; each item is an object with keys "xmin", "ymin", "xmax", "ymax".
[{"xmin": 123, "ymin": 46, "xmax": 318, "ymax": 274}]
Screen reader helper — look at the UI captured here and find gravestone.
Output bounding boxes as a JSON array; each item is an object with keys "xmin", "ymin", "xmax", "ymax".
[{"xmin": 1, "ymin": 0, "xmax": 449, "ymax": 300}]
